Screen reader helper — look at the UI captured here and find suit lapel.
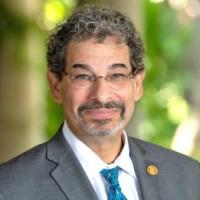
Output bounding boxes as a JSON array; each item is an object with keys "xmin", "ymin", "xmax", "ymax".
[
  {"xmin": 46, "ymin": 128, "xmax": 99, "ymax": 200},
  {"xmin": 46, "ymin": 126, "xmax": 163, "ymax": 200},
  {"xmin": 128, "ymin": 138, "xmax": 161, "ymax": 200}
]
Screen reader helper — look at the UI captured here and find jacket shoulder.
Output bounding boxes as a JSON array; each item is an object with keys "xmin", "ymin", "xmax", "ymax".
[
  {"xmin": 0, "ymin": 142, "xmax": 46, "ymax": 168},
  {"xmin": 0, "ymin": 142, "xmax": 56, "ymax": 183},
  {"xmin": 129, "ymin": 136, "xmax": 200, "ymax": 167}
]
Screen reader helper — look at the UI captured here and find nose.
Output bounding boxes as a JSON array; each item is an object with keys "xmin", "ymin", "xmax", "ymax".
[{"xmin": 89, "ymin": 78, "xmax": 113, "ymax": 103}]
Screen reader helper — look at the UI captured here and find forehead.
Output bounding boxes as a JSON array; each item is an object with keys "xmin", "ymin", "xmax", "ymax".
[{"xmin": 66, "ymin": 37, "xmax": 131, "ymax": 72}]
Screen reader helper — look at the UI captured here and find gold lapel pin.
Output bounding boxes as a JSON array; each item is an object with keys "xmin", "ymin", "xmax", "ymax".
[{"xmin": 146, "ymin": 164, "xmax": 159, "ymax": 176}]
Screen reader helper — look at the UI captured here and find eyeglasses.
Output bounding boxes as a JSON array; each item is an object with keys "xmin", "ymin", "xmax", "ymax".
[{"xmin": 62, "ymin": 70, "xmax": 135, "ymax": 89}]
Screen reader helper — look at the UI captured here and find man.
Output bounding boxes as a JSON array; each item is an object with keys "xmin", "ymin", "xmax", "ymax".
[{"xmin": 0, "ymin": 5, "xmax": 199, "ymax": 200}]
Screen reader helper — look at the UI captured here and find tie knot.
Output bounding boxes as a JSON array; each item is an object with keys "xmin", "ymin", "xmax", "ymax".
[
  {"xmin": 100, "ymin": 166, "xmax": 120, "ymax": 187},
  {"xmin": 100, "ymin": 166, "xmax": 127, "ymax": 200}
]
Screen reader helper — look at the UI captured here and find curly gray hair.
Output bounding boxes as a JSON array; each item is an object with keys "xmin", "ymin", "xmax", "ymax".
[{"xmin": 47, "ymin": 5, "xmax": 145, "ymax": 79}]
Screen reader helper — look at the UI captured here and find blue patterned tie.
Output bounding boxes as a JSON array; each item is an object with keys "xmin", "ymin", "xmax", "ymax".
[{"xmin": 100, "ymin": 166, "xmax": 127, "ymax": 200}]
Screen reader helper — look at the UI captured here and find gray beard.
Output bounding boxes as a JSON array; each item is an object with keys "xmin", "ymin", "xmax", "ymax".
[
  {"xmin": 76, "ymin": 100, "xmax": 126, "ymax": 137},
  {"xmin": 77, "ymin": 117, "xmax": 125, "ymax": 137}
]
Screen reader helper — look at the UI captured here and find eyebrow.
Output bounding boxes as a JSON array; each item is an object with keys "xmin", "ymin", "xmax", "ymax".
[
  {"xmin": 72, "ymin": 63, "xmax": 128, "ymax": 70},
  {"xmin": 110, "ymin": 63, "xmax": 128, "ymax": 69},
  {"xmin": 72, "ymin": 64, "xmax": 90, "ymax": 70}
]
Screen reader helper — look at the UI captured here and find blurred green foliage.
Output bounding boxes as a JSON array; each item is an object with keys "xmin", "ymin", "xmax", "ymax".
[
  {"xmin": 139, "ymin": 0, "xmax": 193, "ymax": 147},
  {"xmin": 0, "ymin": 5, "xmax": 28, "ymax": 41},
  {"xmin": 45, "ymin": 91, "xmax": 64, "ymax": 138},
  {"xmin": 0, "ymin": 3, "xmax": 30, "ymax": 69},
  {"xmin": 44, "ymin": 0, "xmax": 77, "ymax": 138}
]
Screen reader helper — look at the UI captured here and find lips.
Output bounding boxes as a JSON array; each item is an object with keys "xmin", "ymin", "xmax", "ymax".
[{"xmin": 85, "ymin": 108, "xmax": 119, "ymax": 119}]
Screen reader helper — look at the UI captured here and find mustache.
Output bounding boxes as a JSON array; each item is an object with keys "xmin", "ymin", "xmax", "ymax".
[{"xmin": 78, "ymin": 101, "xmax": 125, "ymax": 117}]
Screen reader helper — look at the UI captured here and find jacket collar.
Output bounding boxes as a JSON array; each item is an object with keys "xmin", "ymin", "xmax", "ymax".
[
  {"xmin": 46, "ymin": 126, "xmax": 99, "ymax": 200},
  {"xmin": 46, "ymin": 125, "xmax": 161, "ymax": 200},
  {"xmin": 128, "ymin": 137, "xmax": 161, "ymax": 200}
]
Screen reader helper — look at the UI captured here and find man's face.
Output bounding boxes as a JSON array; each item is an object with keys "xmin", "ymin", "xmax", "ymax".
[{"xmin": 48, "ymin": 37, "xmax": 144, "ymax": 139}]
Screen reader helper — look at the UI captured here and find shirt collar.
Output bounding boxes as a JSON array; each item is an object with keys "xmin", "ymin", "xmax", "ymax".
[
  {"xmin": 62, "ymin": 121, "xmax": 136, "ymax": 178},
  {"xmin": 114, "ymin": 132, "xmax": 136, "ymax": 177},
  {"xmin": 63, "ymin": 121, "xmax": 106, "ymax": 174}
]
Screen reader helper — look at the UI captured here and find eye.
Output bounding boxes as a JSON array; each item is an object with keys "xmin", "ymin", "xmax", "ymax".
[
  {"xmin": 110, "ymin": 73, "xmax": 126, "ymax": 80},
  {"xmin": 72, "ymin": 74, "xmax": 92, "ymax": 80}
]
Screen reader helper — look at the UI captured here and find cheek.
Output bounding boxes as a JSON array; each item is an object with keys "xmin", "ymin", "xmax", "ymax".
[
  {"xmin": 125, "ymin": 97, "xmax": 134, "ymax": 114},
  {"xmin": 120, "ymin": 87, "xmax": 135, "ymax": 116},
  {"xmin": 62, "ymin": 88, "xmax": 88, "ymax": 115},
  {"xmin": 120, "ymin": 85, "xmax": 135, "ymax": 103}
]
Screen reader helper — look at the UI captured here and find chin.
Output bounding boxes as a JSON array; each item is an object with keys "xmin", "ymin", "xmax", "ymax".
[{"xmin": 79, "ymin": 120, "xmax": 126, "ymax": 137}]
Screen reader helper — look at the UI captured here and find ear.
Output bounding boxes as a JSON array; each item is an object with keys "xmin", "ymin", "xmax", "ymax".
[
  {"xmin": 133, "ymin": 70, "xmax": 145, "ymax": 101},
  {"xmin": 47, "ymin": 69, "xmax": 63, "ymax": 103}
]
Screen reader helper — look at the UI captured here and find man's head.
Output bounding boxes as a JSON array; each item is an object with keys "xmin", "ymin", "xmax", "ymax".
[
  {"xmin": 47, "ymin": 5, "xmax": 145, "ymax": 139},
  {"xmin": 47, "ymin": 5, "xmax": 144, "ymax": 80}
]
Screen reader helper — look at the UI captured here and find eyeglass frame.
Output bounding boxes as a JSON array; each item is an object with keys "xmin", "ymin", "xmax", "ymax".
[{"xmin": 60, "ymin": 66, "xmax": 144, "ymax": 89}]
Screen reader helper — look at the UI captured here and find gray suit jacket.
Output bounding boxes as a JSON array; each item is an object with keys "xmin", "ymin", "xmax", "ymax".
[{"xmin": 0, "ymin": 126, "xmax": 200, "ymax": 200}]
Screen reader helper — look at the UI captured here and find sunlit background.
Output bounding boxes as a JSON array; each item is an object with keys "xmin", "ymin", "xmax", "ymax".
[{"xmin": 0, "ymin": 0, "xmax": 200, "ymax": 163}]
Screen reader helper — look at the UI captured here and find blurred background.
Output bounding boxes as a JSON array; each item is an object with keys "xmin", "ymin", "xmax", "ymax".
[{"xmin": 0, "ymin": 0, "xmax": 200, "ymax": 163}]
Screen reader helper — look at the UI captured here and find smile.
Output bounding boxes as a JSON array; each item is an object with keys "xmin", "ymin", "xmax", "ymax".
[{"xmin": 85, "ymin": 108, "xmax": 120, "ymax": 120}]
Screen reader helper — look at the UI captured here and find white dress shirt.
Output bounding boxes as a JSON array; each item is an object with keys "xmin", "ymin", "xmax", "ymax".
[{"xmin": 62, "ymin": 122, "xmax": 141, "ymax": 200}]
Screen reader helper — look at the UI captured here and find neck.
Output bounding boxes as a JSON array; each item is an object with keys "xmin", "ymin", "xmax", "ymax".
[
  {"xmin": 65, "ymin": 121, "xmax": 125, "ymax": 164},
  {"xmin": 81, "ymin": 132, "xmax": 125, "ymax": 164}
]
